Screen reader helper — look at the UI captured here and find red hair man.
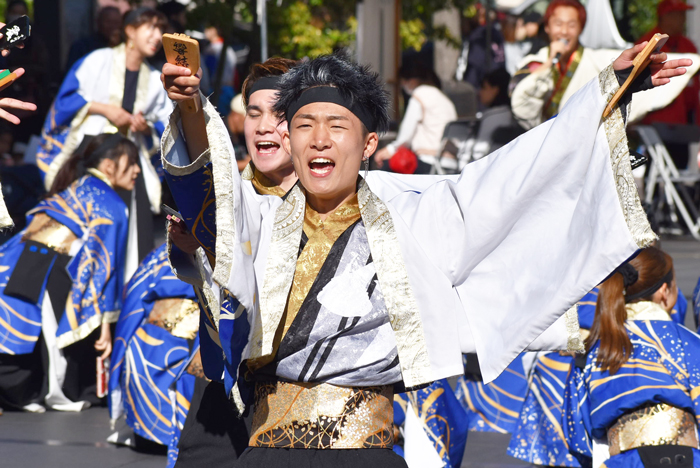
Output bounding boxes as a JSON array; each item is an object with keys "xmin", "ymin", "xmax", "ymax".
[{"xmin": 510, "ymin": 0, "xmax": 698, "ymax": 130}]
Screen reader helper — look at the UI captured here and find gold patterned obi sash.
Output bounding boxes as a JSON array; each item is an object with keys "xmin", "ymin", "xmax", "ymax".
[
  {"xmin": 250, "ymin": 381, "xmax": 394, "ymax": 449},
  {"xmin": 147, "ymin": 298, "xmax": 199, "ymax": 340},
  {"xmin": 22, "ymin": 213, "xmax": 78, "ymax": 255},
  {"xmin": 607, "ymin": 403, "xmax": 698, "ymax": 456}
]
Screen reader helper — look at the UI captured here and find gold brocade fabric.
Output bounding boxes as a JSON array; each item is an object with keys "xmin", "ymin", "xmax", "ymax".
[
  {"xmin": 250, "ymin": 165, "xmax": 287, "ymax": 198},
  {"xmin": 246, "ymin": 193, "xmax": 361, "ymax": 372},
  {"xmin": 607, "ymin": 403, "xmax": 698, "ymax": 456},
  {"xmin": 147, "ymin": 298, "xmax": 200, "ymax": 340},
  {"xmin": 250, "ymin": 381, "xmax": 394, "ymax": 449},
  {"xmin": 22, "ymin": 213, "xmax": 78, "ymax": 255}
]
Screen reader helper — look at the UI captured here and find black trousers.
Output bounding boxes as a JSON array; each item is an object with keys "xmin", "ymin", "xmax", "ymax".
[
  {"xmin": 174, "ymin": 379, "xmax": 249, "ymax": 467},
  {"xmin": 235, "ymin": 447, "xmax": 409, "ymax": 468}
]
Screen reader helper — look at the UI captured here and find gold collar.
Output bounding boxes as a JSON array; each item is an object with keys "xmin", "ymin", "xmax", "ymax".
[
  {"xmin": 242, "ymin": 162, "xmax": 288, "ymax": 198},
  {"xmin": 626, "ymin": 301, "xmax": 672, "ymax": 321}
]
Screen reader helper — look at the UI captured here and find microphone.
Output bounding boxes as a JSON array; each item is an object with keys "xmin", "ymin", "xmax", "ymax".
[{"xmin": 552, "ymin": 39, "xmax": 569, "ymax": 65}]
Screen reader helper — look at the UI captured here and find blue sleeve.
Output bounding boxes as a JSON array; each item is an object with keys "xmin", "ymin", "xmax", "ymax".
[
  {"xmin": 409, "ymin": 380, "xmax": 469, "ymax": 468},
  {"xmin": 58, "ymin": 187, "xmax": 128, "ymax": 341},
  {"xmin": 109, "ymin": 248, "xmax": 158, "ymax": 415},
  {"xmin": 677, "ymin": 326, "xmax": 700, "ymax": 430},
  {"xmin": 37, "ymin": 56, "xmax": 90, "ymax": 182},
  {"xmin": 163, "ymin": 161, "xmax": 217, "ymax": 260}
]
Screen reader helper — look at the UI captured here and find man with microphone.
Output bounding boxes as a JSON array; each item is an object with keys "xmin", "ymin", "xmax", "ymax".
[
  {"xmin": 509, "ymin": 0, "xmax": 585, "ymax": 129},
  {"xmin": 510, "ymin": 0, "xmax": 699, "ymax": 130}
]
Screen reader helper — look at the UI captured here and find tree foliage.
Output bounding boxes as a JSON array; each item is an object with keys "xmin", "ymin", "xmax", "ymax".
[
  {"xmin": 626, "ymin": 0, "xmax": 660, "ymax": 40},
  {"xmin": 267, "ymin": 1, "xmax": 356, "ymax": 58},
  {"xmin": 185, "ymin": 0, "xmax": 473, "ymax": 59}
]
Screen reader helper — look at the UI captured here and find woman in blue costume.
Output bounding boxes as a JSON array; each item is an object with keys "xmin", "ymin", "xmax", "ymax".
[
  {"xmin": 107, "ymin": 243, "xmax": 199, "ymax": 466},
  {"xmin": 0, "ymin": 133, "xmax": 140, "ymax": 412},
  {"xmin": 507, "ymin": 290, "xmax": 600, "ymax": 467},
  {"xmin": 37, "ymin": 8, "xmax": 171, "ymax": 279},
  {"xmin": 508, "ymin": 284, "xmax": 687, "ymax": 467},
  {"xmin": 564, "ymin": 246, "xmax": 700, "ymax": 468},
  {"xmin": 456, "ymin": 353, "xmax": 530, "ymax": 434}
]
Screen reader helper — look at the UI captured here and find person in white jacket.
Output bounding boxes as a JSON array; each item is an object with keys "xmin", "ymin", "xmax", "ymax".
[{"xmin": 374, "ymin": 60, "xmax": 457, "ymax": 173}]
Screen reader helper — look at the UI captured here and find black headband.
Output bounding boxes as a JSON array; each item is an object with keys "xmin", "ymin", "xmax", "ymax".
[
  {"xmin": 245, "ymin": 76, "xmax": 281, "ymax": 102},
  {"xmin": 124, "ymin": 7, "xmax": 152, "ymax": 27},
  {"xmin": 625, "ymin": 267, "xmax": 674, "ymax": 302},
  {"xmin": 286, "ymin": 86, "xmax": 376, "ymax": 132}
]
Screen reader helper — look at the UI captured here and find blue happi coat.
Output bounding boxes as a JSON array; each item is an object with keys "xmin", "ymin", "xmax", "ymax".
[
  {"xmin": 0, "ymin": 174, "xmax": 128, "ymax": 354},
  {"xmin": 509, "ymin": 288, "xmax": 688, "ymax": 467},
  {"xmin": 455, "ymin": 353, "xmax": 529, "ymax": 433},
  {"xmin": 395, "ymin": 379, "xmax": 469, "ymax": 468},
  {"xmin": 108, "ymin": 244, "xmax": 198, "ymax": 464},
  {"xmin": 37, "ymin": 44, "xmax": 170, "ymax": 190},
  {"xmin": 564, "ymin": 301, "xmax": 700, "ymax": 468}
]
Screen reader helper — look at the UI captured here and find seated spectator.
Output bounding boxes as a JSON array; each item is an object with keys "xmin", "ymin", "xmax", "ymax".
[
  {"xmin": 373, "ymin": 60, "xmax": 458, "ymax": 173},
  {"xmin": 470, "ymin": 68, "xmax": 523, "ymax": 161}
]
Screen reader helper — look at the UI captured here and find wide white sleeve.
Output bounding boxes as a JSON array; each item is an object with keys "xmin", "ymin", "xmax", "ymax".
[
  {"xmin": 0, "ymin": 188, "xmax": 11, "ymax": 229},
  {"xmin": 386, "ymin": 64, "xmax": 655, "ymax": 382}
]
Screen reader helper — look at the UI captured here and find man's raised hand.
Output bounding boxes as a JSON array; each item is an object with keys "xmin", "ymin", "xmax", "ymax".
[
  {"xmin": 161, "ymin": 63, "xmax": 202, "ymax": 103},
  {"xmin": 613, "ymin": 42, "xmax": 692, "ymax": 87}
]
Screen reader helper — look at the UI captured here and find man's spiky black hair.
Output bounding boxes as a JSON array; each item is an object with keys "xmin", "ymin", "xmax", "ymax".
[{"xmin": 273, "ymin": 54, "xmax": 390, "ymax": 134}]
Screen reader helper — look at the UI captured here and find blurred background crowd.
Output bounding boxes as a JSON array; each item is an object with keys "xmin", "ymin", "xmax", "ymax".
[
  {"xmin": 2, "ymin": 0, "xmax": 699, "ymax": 242},
  {"xmin": 1, "ymin": 1, "xmax": 700, "ymax": 467}
]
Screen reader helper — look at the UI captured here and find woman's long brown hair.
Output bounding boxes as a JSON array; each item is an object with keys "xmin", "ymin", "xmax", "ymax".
[{"xmin": 585, "ymin": 247, "xmax": 674, "ymax": 374}]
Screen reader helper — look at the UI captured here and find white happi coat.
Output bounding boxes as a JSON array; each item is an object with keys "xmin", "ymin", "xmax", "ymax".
[{"xmin": 162, "ymin": 64, "xmax": 654, "ymax": 386}]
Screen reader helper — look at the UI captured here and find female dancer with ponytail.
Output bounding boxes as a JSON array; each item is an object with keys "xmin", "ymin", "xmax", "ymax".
[
  {"xmin": 0, "ymin": 133, "xmax": 139, "ymax": 412},
  {"xmin": 564, "ymin": 246, "xmax": 700, "ymax": 468}
]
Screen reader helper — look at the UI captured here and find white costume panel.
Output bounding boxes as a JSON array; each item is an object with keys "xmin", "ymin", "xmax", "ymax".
[{"xmin": 162, "ymin": 65, "xmax": 653, "ymax": 385}]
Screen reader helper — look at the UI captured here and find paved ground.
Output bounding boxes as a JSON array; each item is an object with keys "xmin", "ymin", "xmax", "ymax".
[{"xmin": 1, "ymin": 237, "xmax": 698, "ymax": 467}]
